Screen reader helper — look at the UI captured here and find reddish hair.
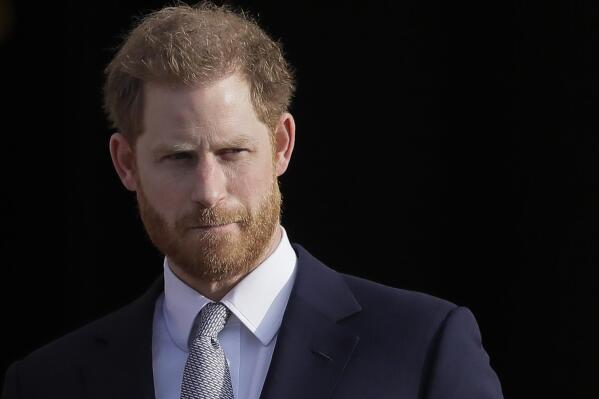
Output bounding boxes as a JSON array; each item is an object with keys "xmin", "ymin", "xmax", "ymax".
[{"xmin": 103, "ymin": 2, "xmax": 295, "ymax": 143}]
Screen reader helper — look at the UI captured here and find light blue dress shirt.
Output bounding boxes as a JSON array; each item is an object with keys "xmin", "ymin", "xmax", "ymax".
[{"xmin": 152, "ymin": 225, "xmax": 298, "ymax": 399}]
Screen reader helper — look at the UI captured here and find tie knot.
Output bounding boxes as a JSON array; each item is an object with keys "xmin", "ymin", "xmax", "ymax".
[{"xmin": 197, "ymin": 302, "xmax": 231, "ymax": 338}]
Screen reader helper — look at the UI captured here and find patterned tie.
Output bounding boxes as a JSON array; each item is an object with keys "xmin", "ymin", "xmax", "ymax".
[{"xmin": 180, "ymin": 302, "xmax": 234, "ymax": 399}]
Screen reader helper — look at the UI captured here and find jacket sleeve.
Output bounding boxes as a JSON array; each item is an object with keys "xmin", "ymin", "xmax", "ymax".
[
  {"xmin": 422, "ymin": 306, "xmax": 504, "ymax": 399},
  {"xmin": 2, "ymin": 362, "xmax": 21, "ymax": 399}
]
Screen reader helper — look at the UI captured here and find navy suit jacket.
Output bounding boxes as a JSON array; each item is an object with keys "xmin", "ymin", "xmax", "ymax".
[{"xmin": 2, "ymin": 243, "xmax": 504, "ymax": 398}]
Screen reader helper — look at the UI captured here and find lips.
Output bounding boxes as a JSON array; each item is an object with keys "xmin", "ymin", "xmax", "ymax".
[{"xmin": 191, "ymin": 222, "xmax": 236, "ymax": 229}]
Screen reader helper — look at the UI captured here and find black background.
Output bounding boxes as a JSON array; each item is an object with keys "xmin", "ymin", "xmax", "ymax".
[{"xmin": 2, "ymin": 0, "xmax": 598, "ymax": 397}]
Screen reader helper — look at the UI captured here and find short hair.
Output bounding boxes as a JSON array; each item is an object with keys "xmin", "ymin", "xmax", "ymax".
[{"xmin": 103, "ymin": 1, "xmax": 295, "ymax": 144}]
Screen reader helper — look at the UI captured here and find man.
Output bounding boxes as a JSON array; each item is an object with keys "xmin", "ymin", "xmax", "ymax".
[{"xmin": 2, "ymin": 2, "xmax": 504, "ymax": 398}]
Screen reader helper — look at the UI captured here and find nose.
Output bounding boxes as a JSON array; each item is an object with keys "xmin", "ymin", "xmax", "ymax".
[{"xmin": 190, "ymin": 154, "xmax": 227, "ymax": 208}]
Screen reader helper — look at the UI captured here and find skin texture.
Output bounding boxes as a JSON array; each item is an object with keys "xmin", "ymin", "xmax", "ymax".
[{"xmin": 109, "ymin": 73, "xmax": 295, "ymax": 301}]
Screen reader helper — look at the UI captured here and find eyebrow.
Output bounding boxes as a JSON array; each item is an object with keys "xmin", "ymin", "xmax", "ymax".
[
  {"xmin": 220, "ymin": 135, "xmax": 257, "ymax": 148},
  {"xmin": 152, "ymin": 135, "xmax": 258, "ymax": 155}
]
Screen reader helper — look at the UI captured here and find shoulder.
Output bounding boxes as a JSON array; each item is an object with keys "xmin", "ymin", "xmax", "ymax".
[
  {"xmin": 2, "ymin": 305, "xmax": 129, "ymax": 397},
  {"xmin": 342, "ymin": 272, "xmax": 456, "ymax": 312},
  {"xmin": 291, "ymin": 243, "xmax": 460, "ymax": 333},
  {"xmin": 340, "ymin": 272, "xmax": 459, "ymax": 332},
  {"xmin": 333, "ymin": 273, "xmax": 503, "ymax": 397},
  {"xmin": 14, "ymin": 300, "xmax": 134, "ymax": 368},
  {"xmin": 7, "ymin": 277, "xmax": 162, "ymax": 380}
]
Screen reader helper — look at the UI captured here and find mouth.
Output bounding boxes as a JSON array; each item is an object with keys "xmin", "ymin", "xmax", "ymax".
[{"xmin": 190, "ymin": 222, "xmax": 236, "ymax": 231}]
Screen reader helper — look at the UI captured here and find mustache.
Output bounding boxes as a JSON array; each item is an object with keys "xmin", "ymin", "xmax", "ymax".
[{"xmin": 176, "ymin": 206, "xmax": 249, "ymax": 229}]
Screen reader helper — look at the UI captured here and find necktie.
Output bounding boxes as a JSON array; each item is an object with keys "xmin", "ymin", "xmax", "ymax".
[{"xmin": 180, "ymin": 302, "xmax": 234, "ymax": 399}]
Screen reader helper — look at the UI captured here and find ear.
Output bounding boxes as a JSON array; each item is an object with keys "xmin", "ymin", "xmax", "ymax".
[
  {"xmin": 109, "ymin": 133, "xmax": 139, "ymax": 192},
  {"xmin": 273, "ymin": 112, "xmax": 296, "ymax": 177}
]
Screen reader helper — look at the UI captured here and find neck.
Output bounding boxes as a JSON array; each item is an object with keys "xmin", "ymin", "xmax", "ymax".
[{"xmin": 169, "ymin": 226, "xmax": 283, "ymax": 301}]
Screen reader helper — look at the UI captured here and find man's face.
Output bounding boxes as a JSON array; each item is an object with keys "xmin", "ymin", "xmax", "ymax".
[{"xmin": 131, "ymin": 74, "xmax": 282, "ymax": 282}]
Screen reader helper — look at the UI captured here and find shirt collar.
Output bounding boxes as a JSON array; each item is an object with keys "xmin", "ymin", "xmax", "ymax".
[{"xmin": 162, "ymin": 225, "xmax": 297, "ymax": 350}]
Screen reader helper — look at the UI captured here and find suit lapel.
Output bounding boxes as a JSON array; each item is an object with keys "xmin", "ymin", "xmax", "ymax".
[
  {"xmin": 84, "ymin": 276, "xmax": 164, "ymax": 399},
  {"xmin": 79, "ymin": 243, "xmax": 361, "ymax": 399},
  {"xmin": 259, "ymin": 244, "xmax": 362, "ymax": 399}
]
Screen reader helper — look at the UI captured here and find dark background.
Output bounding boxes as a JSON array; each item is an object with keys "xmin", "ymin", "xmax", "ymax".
[{"xmin": 2, "ymin": 0, "xmax": 598, "ymax": 397}]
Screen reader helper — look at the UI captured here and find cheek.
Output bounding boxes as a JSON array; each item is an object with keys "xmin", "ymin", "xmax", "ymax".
[
  {"xmin": 227, "ymin": 160, "xmax": 275, "ymax": 202},
  {"xmin": 139, "ymin": 174, "xmax": 187, "ymax": 219}
]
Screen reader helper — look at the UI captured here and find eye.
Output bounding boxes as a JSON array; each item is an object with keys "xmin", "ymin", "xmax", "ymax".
[
  {"xmin": 220, "ymin": 148, "xmax": 248, "ymax": 157},
  {"xmin": 165, "ymin": 152, "xmax": 194, "ymax": 161}
]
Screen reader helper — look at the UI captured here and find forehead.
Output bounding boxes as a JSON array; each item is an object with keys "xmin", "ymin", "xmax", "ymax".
[{"xmin": 140, "ymin": 74, "xmax": 267, "ymax": 146}]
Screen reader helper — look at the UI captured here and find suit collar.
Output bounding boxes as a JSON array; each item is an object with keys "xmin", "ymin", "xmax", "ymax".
[
  {"xmin": 86, "ymin": 275, "xmax": 163, "ymax": 399},
  {"xmin": 88, "ymin": 242, "xmax": 361, "ymax": 399},
  {"xmin": 259, "ymin": 243, "xmax": 362, "ymax": 399},
  {"xmin": 286, "ymin": 243, "xmax": 361, "ymax": 322}
]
